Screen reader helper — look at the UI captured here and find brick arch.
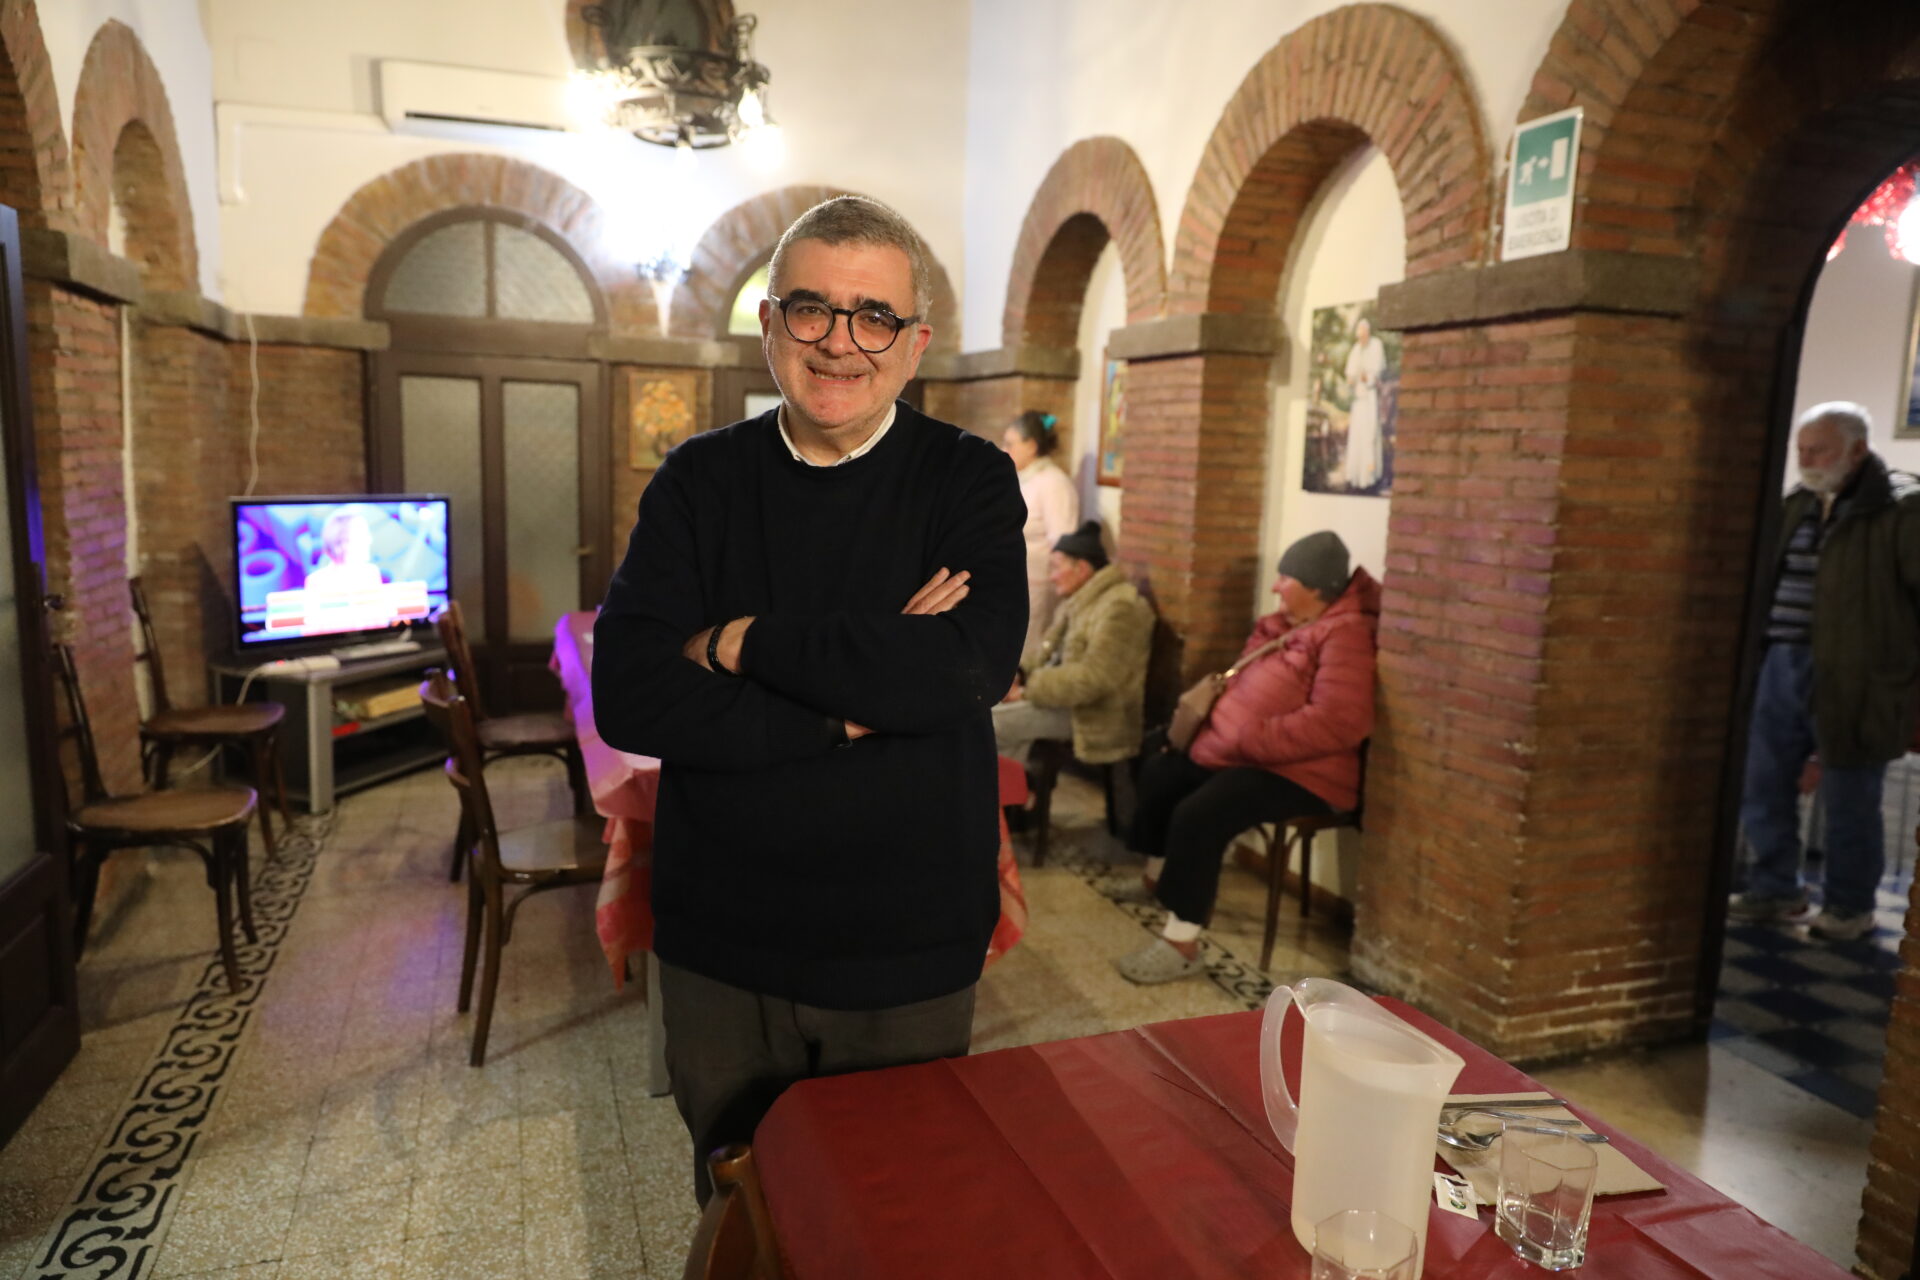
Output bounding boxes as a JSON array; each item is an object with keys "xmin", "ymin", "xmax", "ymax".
[
  {"xmin": 0, "ymin": 0, "xmax": 70, "ymax": 228},
  {"xmin": 1167, "ymin": 3, "xmax": 1490, "ymax": 312},
  {"xmin": 70, "ymin": 21, "xmax": 196, "ymax": 289},
  {"xmin": 1001, "ymin": 136, "xmax": 1165, "ymax": 348},
  {"xmin": 1351, "ymin": 0, "xmax": 1920, "ymax": 1158},
  {"xmin": 304, "ymin": 154, "xmax": 651, "ymax": 330},
  {"xmin": 1528, "ymin": 0, "xmax": 1920, "ymax": 275},
  {"xmin": 672, "ymin": 184, "xmax": 962, "ymax": 353}
]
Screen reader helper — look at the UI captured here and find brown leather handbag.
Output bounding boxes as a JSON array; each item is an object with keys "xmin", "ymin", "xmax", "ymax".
[{"xmin": 1167, "ymin": 635, "xmax": 1287, "ymax": 752}]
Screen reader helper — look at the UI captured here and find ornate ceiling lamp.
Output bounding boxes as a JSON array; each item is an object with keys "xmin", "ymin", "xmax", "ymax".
[{"xmin": 566, "ymin": 0, "xmax": 776, "ymax": 150}]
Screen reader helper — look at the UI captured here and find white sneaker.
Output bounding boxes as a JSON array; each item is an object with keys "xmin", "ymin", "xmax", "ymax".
[{"xmin": 1807, "ymin": 909, "xmax": 1875, "ymax": 943}]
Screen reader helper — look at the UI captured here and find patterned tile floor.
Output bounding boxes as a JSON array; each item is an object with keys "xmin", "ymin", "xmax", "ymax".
[
  {"xmin": 1711, "ymin": 880, "xmax": 1907, "ymax": 1119},
  {"xmin": 1712, "ymin": 751, "xmax": 1919, "ymax": 1120},
  {"xmin": 0, "ymin": 763, "xmax": 1886, "ymax": 1275}
]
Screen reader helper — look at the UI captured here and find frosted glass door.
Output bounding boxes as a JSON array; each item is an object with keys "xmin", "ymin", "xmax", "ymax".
[
  {"xmin": 399, "ymin": 375, "xmax": 485, "ymax": 639},
  {"xmin": 501, "ymin": 381, "xmax": 582, "ymax": 643}
]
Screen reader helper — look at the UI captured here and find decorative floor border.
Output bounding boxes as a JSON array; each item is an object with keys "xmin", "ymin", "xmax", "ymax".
[
  {"xmin": 28, "ymin": 812, "xmax": 335, "ymax": 1280},
  {"xmin": 1046, "ymin": 830, "xmax": 1281, "ymax": 1011}
]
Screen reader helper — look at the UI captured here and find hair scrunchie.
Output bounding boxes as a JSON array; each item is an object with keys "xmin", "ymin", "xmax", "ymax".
[{"xmin": 1040, "ymin": 413, "xmax": 1057, "ymax": 432}]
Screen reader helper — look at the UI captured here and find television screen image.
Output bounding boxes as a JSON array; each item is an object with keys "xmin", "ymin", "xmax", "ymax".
[{"xmin": 234, "ymin": 496, "xmax": 450, "ymax": 649}]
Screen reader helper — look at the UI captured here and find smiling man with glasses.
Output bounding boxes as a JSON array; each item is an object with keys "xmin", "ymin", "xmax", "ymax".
[{"xmin": 593, "ymin": 196, "xmax": 1028, "ymax": 1203}]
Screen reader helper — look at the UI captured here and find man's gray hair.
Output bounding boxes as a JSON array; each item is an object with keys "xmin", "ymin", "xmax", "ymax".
[
  {"xmin": 766, "ymin": 196, "xmax": 933, "ymax": 320},
  {"xmin": 1797, "ymin": 400, "xmax": 1872, "ymax": 444}
]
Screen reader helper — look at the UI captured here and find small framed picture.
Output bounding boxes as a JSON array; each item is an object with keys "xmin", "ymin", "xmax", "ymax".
[
  {"xmin": 1097, "ymin": 353, "xmax": 1125, "ymax": 487},
  {"xmin": 626, "ymin": 368, "xmax": 700, "ymax": 468}
]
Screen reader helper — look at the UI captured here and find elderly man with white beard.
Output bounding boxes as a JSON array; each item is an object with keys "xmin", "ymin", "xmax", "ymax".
[{"xmin": 1731, "ymin": 401, "xmax": 1920, "ymax": 942}]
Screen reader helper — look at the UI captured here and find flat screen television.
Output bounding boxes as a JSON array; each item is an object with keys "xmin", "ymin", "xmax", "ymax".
[{"xmin": 233, "ymin": 495, "xmax": 450, "ymax": 651}]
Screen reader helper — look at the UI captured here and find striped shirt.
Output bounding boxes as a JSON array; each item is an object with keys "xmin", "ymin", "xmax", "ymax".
[{"xmin": 1768, "ymin": 496, "xmax": 1834, "ymax": 643}]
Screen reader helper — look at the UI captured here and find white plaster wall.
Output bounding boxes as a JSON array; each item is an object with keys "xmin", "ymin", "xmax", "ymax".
[
  {"xmin": 205, "ymin": 0, "xmax": 973, "ymax": 320},
  {"xmin": 961, "ymin": 0, "xmax": 1569, "ymax": 353},
  {"xmin": 1792, "ymin": 235, "xmax": 1920, "ymax": 478},
  {"xmin": 1261, "ymin": 148, "xmax": 1405, "ymax": 607},
  {"xmin": 1071, "ymin": 242, "xmax": 1126, "ymax": 538},
  {"xmin": 41, "ymin": 1, "xmax": 224, "ymax": 299}
]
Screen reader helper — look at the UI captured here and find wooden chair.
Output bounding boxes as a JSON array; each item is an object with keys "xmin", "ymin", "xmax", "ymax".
[
  {"xmin": 683, "ymin": 1144, "xmax": 787, "ymax": 1280},
  {"xmin": 1258, "ymin": 741, "xmax": 1368, "ymax": 971},
  {"xmin": 434, "ymin": 600, "xmax": 590, "ymax": 882},
  {"xmin": 130, "ymin": 576, "xmax": 290, "ymax": 855},
  {"xmin": 52, "ymin": 643, "xmax": 258, "ymax": 992},
  {"xmin": 418, "ymin": 669, "xmax": 606, "ymax": 1066},
  {"xmin": 1026, "ymin": 738, "xmax": 1125, "ymax": 867}
]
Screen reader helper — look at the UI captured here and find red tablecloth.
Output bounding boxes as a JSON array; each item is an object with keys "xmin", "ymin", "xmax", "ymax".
[
  {"xmin": 550, "ymin": 612, "xmax": 1029, "ymax": 985},
  {"xmin": 753, "ymin": 1002, "xmax": 1850, "ymax": 1279}
]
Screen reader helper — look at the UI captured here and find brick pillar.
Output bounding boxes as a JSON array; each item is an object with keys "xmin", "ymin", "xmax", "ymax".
[
  {"xmin": 919, "ymin": 371, "xmax": 1076, "ymax": 450},
  {"xmin": 1108, "ymin": 314, "xmax": 1283, "ymax": 686},
  {"xmin": 1860, "ymin": 868, "xmax": 1920, "ymax": 1278},
  {"xmin": 1353, "ymin": 318, "xmax": 1567, "ymax": 1045},
  {"xmin": 1118, "ymin": 352, "xmax": 1271, "ymax": 682},
  {"xmin": 26, "ymin": 279, "xmax": 140, "ymax": 794},
  {"xmin": 1358, "ymin": 255, "xmax": 1765, "ymax": 1060},
  {"xmin": 132, "ymin": 320, "xmax": 237, "ymax": 705}
]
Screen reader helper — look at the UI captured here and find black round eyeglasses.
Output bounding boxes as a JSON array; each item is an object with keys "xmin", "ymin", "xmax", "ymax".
[{"xmin": 767, "ymin": 294, "xmax": 919, "ymax": 354}]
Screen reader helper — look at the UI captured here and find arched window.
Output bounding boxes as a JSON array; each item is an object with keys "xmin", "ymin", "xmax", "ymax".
[
  {"xmin": 727, "ymin": 265, "xmax": 769, "ymax": 335},
  {"xmin": 378, "ymin": 218, "xmax": 598, "ymax": 324}
]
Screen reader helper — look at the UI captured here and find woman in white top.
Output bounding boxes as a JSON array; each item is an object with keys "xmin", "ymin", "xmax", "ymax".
[
  {"xmin": 1001, "ymin": 410, "xmax": 1079, "ymax": 656},
  {"xmin": 1342, "ymin": 317, "xmax": 1387, "ymax": 491}
]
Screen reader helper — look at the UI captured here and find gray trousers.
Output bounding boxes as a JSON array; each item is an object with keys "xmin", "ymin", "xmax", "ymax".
[
  {"xmin": 657, "ymin": 958, "xmax": 976, "ymax": 1203},
  {"xmin": 992, "ymin": 699, "xmax": 1072, "ymax": 766}
]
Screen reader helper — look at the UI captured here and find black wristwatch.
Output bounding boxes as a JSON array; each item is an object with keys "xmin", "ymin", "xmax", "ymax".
[
  {"xmin": 708, "ymin": 623, "xmax": 739, "ymax": 676},
  {"xmin": 827, "ymin": 717, "xmax": 851, "ymax": 748}
]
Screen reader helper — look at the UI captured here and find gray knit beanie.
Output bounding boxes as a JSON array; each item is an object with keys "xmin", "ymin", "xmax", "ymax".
[
  {"xmin": 1277, "ymin": 531, "xmax": 1351, "ymax": 599},
  {"xmin": 1052, "ymin": 520, "xmax": 1109, "ymax": 569}
]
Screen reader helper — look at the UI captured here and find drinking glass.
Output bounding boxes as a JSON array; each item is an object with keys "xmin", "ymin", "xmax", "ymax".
[
  {"xmin": 1495, "ymin": 1122, "xmax": 1599, "ymax": 1270},
  {"xmin": 1310, "ymin": 1209, "xmax": 1418, "ymax": 1280}
]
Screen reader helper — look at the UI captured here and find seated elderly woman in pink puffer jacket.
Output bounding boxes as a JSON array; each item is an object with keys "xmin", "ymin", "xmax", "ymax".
[{"xmin": 1114, "ymin": 531, "xmax": 1379, "ymax": 985}]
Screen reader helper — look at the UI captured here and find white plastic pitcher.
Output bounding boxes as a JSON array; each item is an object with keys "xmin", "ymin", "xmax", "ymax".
[{"xmin": 1261, "ymin": 977, "xmax": 1464, "ymax": 1275}]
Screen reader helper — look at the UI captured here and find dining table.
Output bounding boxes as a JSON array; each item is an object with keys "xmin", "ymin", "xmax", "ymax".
[
  {"xmin": 751, "ymin": 1000, "xmax": 1854, "ymax": 1279},
  {"xmin": 549, "ymin": 610, "xmax": 1033, "ymax": 1093}
]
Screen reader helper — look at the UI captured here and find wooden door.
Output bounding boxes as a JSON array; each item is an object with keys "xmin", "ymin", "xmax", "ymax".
[
  {"xmin": 374, "ymin": 354, "xmax": 609, "ymax": 712},
  {"xmin": 0, "ymin": 202, "xmax": 78, "ymax": 1145}
]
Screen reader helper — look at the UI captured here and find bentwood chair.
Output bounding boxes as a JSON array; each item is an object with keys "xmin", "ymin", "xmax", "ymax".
[
  {"xmin": 434, "ymin": 601, "xmax": 590, "ymax": 881},
  {"xmin": 683, "ymin": 1144, "xmax": 787, "ymax": 1280},
  {"xmin": 1258, "ymin": 740, "xmax": 1368, "ymax": 971},
  {"xmin": 131, "ymin": 577, "xmax": 291, "ymax": 855},
  {"xmin": 419, "ymin": 670, "xmax": 606, "ymax": 1066},
  {"xmin": 53, "ymin": 643, "xmax": 258, "ymax": 992}
]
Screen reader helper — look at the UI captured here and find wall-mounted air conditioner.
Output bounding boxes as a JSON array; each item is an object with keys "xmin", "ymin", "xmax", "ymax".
[{"xmin": 377, "ymin": 60, "xmax": 571, "ymax": 136}]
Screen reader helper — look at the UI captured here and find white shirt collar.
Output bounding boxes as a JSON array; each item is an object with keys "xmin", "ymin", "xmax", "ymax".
[{"xmin": 777, "ymin": 402, "xmax": 898, "ymax": 467}]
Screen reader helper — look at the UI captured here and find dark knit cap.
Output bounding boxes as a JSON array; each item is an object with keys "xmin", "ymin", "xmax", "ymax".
[
  {"xmin": 1053, "ymin": 520, "xmax": 1109, "ymax": 569},
  {"xmin": 1277, "ymin": 530, "xmax": 1351, "ymax": 598}
]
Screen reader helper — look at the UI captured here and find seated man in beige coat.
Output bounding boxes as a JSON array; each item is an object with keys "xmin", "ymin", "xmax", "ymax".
[{"xmin": 993, "ymin": 520, "xmax": 1155, "ymax": 769}]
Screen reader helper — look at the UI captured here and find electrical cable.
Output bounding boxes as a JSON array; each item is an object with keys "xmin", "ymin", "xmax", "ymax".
[
  {"xmin": 243, "ymin": 309, "xmax": 261, "ymax": 496},
  {"xmin": 167, "ymin": 662, "xmax": 274, "ymax": 779}
]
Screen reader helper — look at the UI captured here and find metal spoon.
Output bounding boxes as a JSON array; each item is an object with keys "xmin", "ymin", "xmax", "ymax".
[{"xmin": 1438, "ymin": 1114, "xmax": 1611, "ymax": 1152}]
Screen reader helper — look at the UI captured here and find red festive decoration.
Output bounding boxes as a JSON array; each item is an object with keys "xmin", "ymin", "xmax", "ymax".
[{"xmin": 1836, "ymin": 160, "xmax": 1920, "ymax": 265}]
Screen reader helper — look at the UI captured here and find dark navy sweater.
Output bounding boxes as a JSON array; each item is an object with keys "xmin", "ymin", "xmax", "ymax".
[{"xmin": 592, "ymin": 403, "xmax": 1028, "ymax": 1009}]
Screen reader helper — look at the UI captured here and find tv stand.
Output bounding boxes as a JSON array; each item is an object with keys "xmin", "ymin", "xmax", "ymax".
[
  {"xmin": 332, "ymin": 637, "xmax": 423, "ymax": 661},
  {"xmin": 209, "ymin": 644, "xmax": 449, "ymax": 812}
]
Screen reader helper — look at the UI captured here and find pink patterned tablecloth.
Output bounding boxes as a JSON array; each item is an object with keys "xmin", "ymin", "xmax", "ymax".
[{"xmin": 551, "ymin": 612, "xmax": 1028, "ymax": 987}]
